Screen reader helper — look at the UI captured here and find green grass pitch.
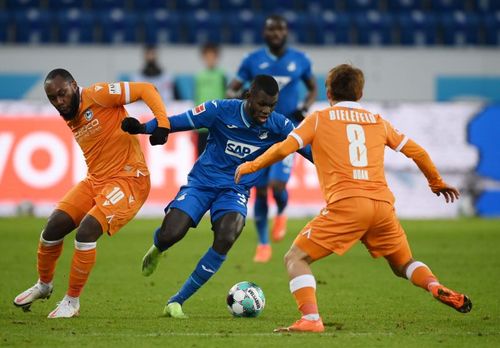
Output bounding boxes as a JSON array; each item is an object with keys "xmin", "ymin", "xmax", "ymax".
[{"xmin": 1, "ymin": 217, "xmax": 499, "ymax": 347}]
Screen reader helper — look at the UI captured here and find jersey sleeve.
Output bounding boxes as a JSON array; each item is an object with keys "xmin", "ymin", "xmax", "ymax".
[
  {"xmin": 383, "ymin": 118, "xmax": 409, "ymax": 152},
  {"xmin": 289, "ymin": 111, "xmax": 319, "ymax": 148},
  {"xmin": 235, "ymin": 54, "xmax": 252, "ymax": 82},
  {"xmin": 89, "ymin": 81, "xmax": 170, "ymax": 129}
]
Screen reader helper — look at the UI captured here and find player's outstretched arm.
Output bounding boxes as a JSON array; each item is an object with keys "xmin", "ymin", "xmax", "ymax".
[
  {"xmin": 235, "ymin": 136, "xmax": 299, "ymax": 184},
  {"xmin": 400, "ymin": 139, "xmax": 460, "ymax": 203}
]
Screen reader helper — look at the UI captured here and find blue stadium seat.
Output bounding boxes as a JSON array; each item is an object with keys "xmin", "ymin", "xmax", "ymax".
[
  {"xmin": 90, "ymin": 0, "xmax": 127, "ymax": 9},
  {"xmin": 281, "ymin": 11, "xmax": 311, "ymax": 44},
  {"xmin": 143, "ymin": 9, "xmax": 181, "ymax": 44},
  {"xmin": 355, "ymin": 11, "xmax": 394, "ymax": 45},
  {"xmin": 441, "ymin": 11, "xmax": 480, "ymax": 45},
  {"xmin": 259, "ymin": 0, "xmax": 298, "ymax": 12},
  {"xmin": 225, "ymin": 10, "xmax": 265, "ymax": 44},
  {"xmin": 131, "ymin": 0, "xmax": 169, "ymax": 10},
  {"xmin": 47, "ymin": 0, "xmax": 86, "ymax": 9},
  {"xmin": 398, "ymin": 11, "xmax": 437, "ymax": 45},
  {"xmin": 0, "ymin": 13, "xmax": 9, "ymax": 43},
  {"xmin": 387, "ymin": 0, "xmax": 425, "ymax": 12},
  {"xmin": 305, "ymin": 0, "xmax": 340, "ymax": 13},
  {"xmin": 430, "ymin": 0, "xmax": 467, "ymax": 12},
  {"xmin": 175, "ymin": 0, "xmax": 211, "ymax": 10},
  {"xmin": 311, "ymin": 11, "xmax": 351, "ymax": 44},
  {"xmin": 99, "ymin": 9, "xmax": 139, "ymax": 43},
  {"xmin": 6, "ymin": 0, "xmax": 42, "ymax": 9},
  {"xmin": 476, "ymin": 0, "xmax": 500, "ymax": 12},
  {"xmin": 14, "ymin": 9, "xmax": 53, "ymax": 43},
  {"xmin": 184, "ymin": 9, "xmax": 223, "ymax": 44},
  {"xmin": 57, "ymin": 9, "xmax": 95, "ymax": 43},
  {"xmin": 218, "ymin": 0, "xmax": 253, "ymax": 12},
  {"xmin": 483, "ymin": 12, "xmax": 500, "ymax": 46},
  {"xmin": 345, "ymin": 0, "xmax": 381, "ymax": 12}
]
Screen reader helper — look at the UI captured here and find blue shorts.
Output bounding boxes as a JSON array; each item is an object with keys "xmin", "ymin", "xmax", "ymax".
[
  {"xmin": 255, "ymin": 153, "xmax": 295, "ymax": 188},
  {"xmin": 166, "ymin": 185, "xmax": 249, "ymax": 227}
]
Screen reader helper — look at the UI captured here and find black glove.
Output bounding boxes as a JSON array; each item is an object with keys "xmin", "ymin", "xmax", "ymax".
[
  {"xmin": 290, "ymin": 108, "xmax": 307, "ymax": 123},
  {"xmin": 149, "ymin": 127, "xmax": 170, "ymax": 146},
  {"xmin": 121, "ymin": 117, "xmax": 146, "ymax": 134}
]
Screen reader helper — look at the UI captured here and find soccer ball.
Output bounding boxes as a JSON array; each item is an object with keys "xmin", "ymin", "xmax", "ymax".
[{"xmin": 226, "ymin": 281, "xmax": 265, "ymax": 317}]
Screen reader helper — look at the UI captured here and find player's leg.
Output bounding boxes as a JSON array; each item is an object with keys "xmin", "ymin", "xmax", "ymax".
[
  {"xmin": 254, "ymin": 170, "xmax": 272, "ymax": 262},
  {"xmin": 142, "ymin": 186, "xmax": 209, "ymax": 276},
  {"xmin": 268, "ymin": 154, "xmax": 294, "ymax": 243},
  {"xmin": 14, "ymin": 181, "xmax": 92, "ymax": 311},
  {"xmin": 142, "ymin": 208, "xmax": 194, "ymax": 276},
  {"xmin": 367, "ymin": 200, "xmax": 471, "ymax": 313}
]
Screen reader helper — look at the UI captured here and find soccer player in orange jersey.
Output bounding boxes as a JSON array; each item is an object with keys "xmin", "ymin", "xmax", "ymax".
[
  {"xmin": 235, "ymin": 64, "xmax": 472, "ymax": 333},
  {"xmin": 13, "ymin": 68, "xmax": 170, "ymax": 318}
]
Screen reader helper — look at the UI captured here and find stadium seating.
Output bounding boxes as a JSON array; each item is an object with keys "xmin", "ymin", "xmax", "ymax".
[
  {"xmin": 89, "ymin": 0, "xmax": 128, "ymax": 10},
  {"xmin": 57, "ymin": 9, "xmax": 95, "ymax": 43},
  {"xmin": 441, "ymin": 11, "xmax": 480, "ymax": 45},
  {"xmin": 175, "ymin": 0, "xmax": 212, "ymax": 11},
  {"xmin": 98, "ymin": 8, "xmax": 139, "ymax": 43},
  {"xmin": 398, "ymin": 10, "xmax": 438, "ymax": 45},
  {"xmin": 430, "ymin": 0, "xmax": 468, "ymax": 12},
  {"xmin": 345, "ymin": 0, "xmax": 381, "ymax": 12},
  {"xmin": 14, "ymin": 9, "xmax": 53, "ymax": 43},
  {"xmin": 184, "ymin": 9, "xmax": 223, "ymax": 44},
  {"xmin": 311, "ymin": 11, "xmax": 352, "ymax": 45},
  {"xmin": 143, "ymin": 9, "xmax": 182, "ymax": 44},
  {"xmin": 387, "ymin": 0, "xmax": 425, "ymax": 12},
  {"xmin": 47, "ymin": 0, "xmax": 85, "ymax": 9},
  {"xmin": 483, "ymin": 12, "xmax": 500, "ymax": 46},
  {"xmin": 225, "ymin": 10, "xmax": 265, "ymax": 44},
  {"xmin": 0, "ymin": 12, "xmax": 8, "ymax": 43},
  {"xmin": 218, "ymin": 0, "xmax": 253, "ymax": 12},
  {"xmin": 6, "ymin": 0, "xmax": 42, "ymax": 9},
  {"xmin": 355, "ymin": 11, "xmax": 394, "ymax": 45}
]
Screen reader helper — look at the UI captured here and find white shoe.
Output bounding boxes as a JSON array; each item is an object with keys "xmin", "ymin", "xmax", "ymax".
[
  {"xmin": 13, "ymin": 281, "xmax": 53, "ymax": 312},
  {"xmin": 47, "ymin": 295, "xmax": 80, "ymax": 318}
]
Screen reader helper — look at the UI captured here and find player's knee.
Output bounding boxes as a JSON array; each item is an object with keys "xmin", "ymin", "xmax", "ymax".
[
  {"xmin": 255, "ymin": 187, "xmax": 267, "ymax": 199},
  {"xmin": 283, "ymin": 248, "xmax": 302, "ymax": 269},
  {"xmin": 43, "ymin": 209, "xmax": 76, "ymax": 240},
  {"xmin": 75, "ymin": 215, "xmax": 103, "ymax": 243}
]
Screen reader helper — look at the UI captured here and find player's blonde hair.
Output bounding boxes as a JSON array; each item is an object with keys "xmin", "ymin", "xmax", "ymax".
[{"xmin": 326, "ymin": 64, "xmax": 364, "ymax": 102}]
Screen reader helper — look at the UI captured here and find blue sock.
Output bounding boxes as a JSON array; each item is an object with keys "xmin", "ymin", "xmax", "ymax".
[
  {"xmin": 273, "ymin": 188, "xmax": 289, "ymax": 215},
  {"xmin": 168, "ymin": 248, "xmax": 226, "ymax": 305},
  {"xmin": 254, "ymin": 195, "xmax": 269, "ymax": 245},
  {"xmin": 153, "ymin": 227, "xmax": 169, "ymax": 252}
]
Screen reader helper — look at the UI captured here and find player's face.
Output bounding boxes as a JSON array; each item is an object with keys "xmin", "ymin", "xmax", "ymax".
[
  {"xmin": 45, "ymin": 76, "xmax": 80, "ymax": 121},
  {"xmin": 247, "ymin": 90, "xmax": 278, "ymax": 125},
  {"xmin": 263, "ymin": 19, "xmax": 287, "ymax": 51}
]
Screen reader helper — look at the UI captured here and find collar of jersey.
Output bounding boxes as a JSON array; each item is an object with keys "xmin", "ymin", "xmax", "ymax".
[
  {"xmin": 240, "ymin": 101, "xmax": 251, "ymax": 128},
  {"xmin": 265, "ymin": 47, "xmax": 288, "ymax": 61},
  {"xmin": 335, "ymin": 101, "xmax": 362, "ymax": 109}
]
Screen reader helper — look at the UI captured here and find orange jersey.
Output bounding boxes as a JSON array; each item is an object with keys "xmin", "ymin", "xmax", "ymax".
[
  {"xmin": 68, "ymin": 82, "xmax": 168, "ymax": 181},
  {"xmin": 290, "ymin": 101, "xmax": 409, "ymax": 205}
]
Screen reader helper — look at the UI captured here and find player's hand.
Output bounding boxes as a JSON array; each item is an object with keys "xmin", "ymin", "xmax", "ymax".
[
  {"xmin": 234, "ymin": 162, "xmax": 253, "ymax": 184},
  {"xmin": 121, "ymin": 117, "xmax": 146, "ymax": 134},
  {"xmin": 290, "ymin": 108, "xmax": 307, "ymax": 123},
  {"xmin": 149, "ymin": 127, "xmax": 170, "ymax": 146},
  {"xmin": 432, "ymin": 184, "xmax": 460, "ymax": 203}
]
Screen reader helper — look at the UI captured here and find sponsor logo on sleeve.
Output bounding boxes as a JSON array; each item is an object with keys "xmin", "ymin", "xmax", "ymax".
[
  {"xmin": 225, "ymin": 140, "xmax": 260, "ymax": 159},
  {"xmin": 192, "ymin": 103, "xmax": 206, "ymax": 115},
  {"xmin": 108, "ymin": 83, "xmax": 121, "ymax": 95}
]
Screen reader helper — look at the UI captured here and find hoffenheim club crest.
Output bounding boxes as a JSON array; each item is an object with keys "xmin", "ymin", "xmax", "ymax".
[{"xmin": 258, "ymin": 130, "xmax": 269, "ymax": 139}]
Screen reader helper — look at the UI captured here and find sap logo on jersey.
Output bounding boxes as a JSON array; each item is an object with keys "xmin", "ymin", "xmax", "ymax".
[{"xmin": 225, "ymin": 140, "xmax": 260, "ymax": 159}]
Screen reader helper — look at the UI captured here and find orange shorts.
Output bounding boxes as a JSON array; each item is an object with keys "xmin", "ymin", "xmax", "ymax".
[
  {"xmin": 294, "ymin": 197, "xmax": 411, "ymax": 261},
  {"xmin": 56, "ymin": 174, "xmax": 150, "ymax": 235}
]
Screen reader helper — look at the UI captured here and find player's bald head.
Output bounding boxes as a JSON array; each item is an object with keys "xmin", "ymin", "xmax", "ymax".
[
  {"xmin": 250, "ymin": 75, "xmax": 279, "ymax": 97},
  {"xmin": 326, "ymin": 64, "xmax": 364, "ymax": 102}
]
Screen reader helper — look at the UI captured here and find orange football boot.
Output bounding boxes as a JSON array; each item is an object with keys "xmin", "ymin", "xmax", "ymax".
[
  {"xmin": 253, "ymin": 244, "xmax": 272, "ymax": 263},
  {"xmin": 271, "ymin": 214, "xmax": 287, "ymax": 242},
  {"xmin": 431, "ymin": 285, "xmax": 472, "ymax": 313},
  {"xmin": 274, "ymin": 317, "xmax": 325, "ymax": 333}
]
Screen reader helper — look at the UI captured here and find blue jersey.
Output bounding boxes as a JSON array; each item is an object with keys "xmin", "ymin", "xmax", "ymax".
[
  {"xmin": 236, "ymin": 47, "xmax": 313, "ymax": 122},
  {"xmin": 145, "ymin": 99, "xmax": 312, "ymax": 193}
]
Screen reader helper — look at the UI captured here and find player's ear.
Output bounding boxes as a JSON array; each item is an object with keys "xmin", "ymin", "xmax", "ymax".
[{"xmin": 70, "ymin": 80, "xmax": 78, "ymax": 91}]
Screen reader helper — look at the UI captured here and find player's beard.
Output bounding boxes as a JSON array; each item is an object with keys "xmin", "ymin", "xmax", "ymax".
[
  {"xmin": 266, "ymin": 36, "xmax": 287, "ymax": 53},
  {"xmin": 60, "ymin": 89, "xmax": 80, "ymax": 121}
]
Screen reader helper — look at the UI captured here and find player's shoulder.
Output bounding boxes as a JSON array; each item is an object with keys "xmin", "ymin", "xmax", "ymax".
[
  {"xmin": 85, "ymin": 82, "xmax": 122, "ymax": 98},
  {"xmin": 215, "ymin": 98, "xmax": 242, "ymax": 112}
]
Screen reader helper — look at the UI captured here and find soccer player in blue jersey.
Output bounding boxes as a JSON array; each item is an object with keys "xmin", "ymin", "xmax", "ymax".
[
  {"xmin": 121, "ymin": 75, "xmax": 312, "ymax": 318},
  {"xmin": 227, "ymin": 14, "xmax": 317, "ymax": 262}
]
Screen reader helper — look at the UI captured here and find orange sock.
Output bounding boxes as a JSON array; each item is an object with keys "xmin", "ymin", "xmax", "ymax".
[
  {"xmin": 38, "ymin": 241, "xmax": 64, "ymax": 284},
  {"xmin": 68, "ymin": 241, "xmax": 97, "ymax": 298},
  {"xmin": 406, "ymin": 261, "xmax": 439, "ymax": 292},
  {"xmin": 290, "ymin": 274, "xmax": 319, "ymax": 316}
]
